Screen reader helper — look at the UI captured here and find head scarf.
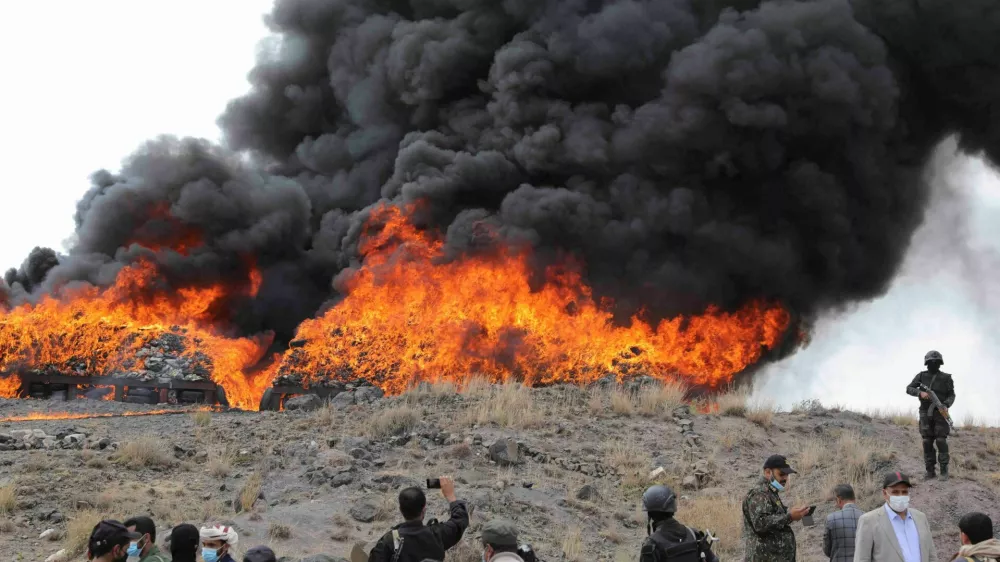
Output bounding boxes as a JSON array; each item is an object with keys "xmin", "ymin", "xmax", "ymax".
[{"xmin": 199, "ymin": 524, "xmax": 239, "ymax": 547}]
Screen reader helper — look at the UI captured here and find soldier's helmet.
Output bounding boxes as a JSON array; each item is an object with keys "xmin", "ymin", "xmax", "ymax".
[
  {"xmin": 642, "ymin": 485, "xmax": 677, "ymax": 514},
  {"xmin": 924, "ymin": 350, "xmax": 944, "ymax": 365}
]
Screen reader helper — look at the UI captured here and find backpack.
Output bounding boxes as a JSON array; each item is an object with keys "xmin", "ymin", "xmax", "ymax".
[{"xmin": 643, "ymin": 527, "xmax": 705, "ymax": 562}]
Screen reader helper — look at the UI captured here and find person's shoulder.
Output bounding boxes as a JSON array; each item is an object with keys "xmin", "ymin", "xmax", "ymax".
[
  {"xmin": 858, "ymin": 507, "xmax": 883, "ymax": 521},
  {"xmin": 940, "ymin": 371, "xmax": 954, "ymax": 378},
  {"xmin": 908, "ymin": 507, "xmax": 929, "ymax": 520}
]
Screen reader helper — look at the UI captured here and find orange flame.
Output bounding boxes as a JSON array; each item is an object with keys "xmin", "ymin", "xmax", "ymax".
[
  {"xmin": 0, "ymin": 374, "xmax": 21, "ymax": 399},
  {"xmin": 0, "ymin": 261, "xmax": 272, "ymax": 410},
  {"xmin": 272, "ymin": 205, "xmax": 791, "ymax": 394}
]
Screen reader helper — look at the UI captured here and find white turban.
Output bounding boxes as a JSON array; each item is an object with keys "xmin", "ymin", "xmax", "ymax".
[{"xmin": 199, "ymin": 525, "xmax": 239, "ymax": 546}]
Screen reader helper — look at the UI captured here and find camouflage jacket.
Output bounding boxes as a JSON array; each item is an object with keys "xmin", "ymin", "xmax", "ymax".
[{"xmin": 742, "ymin": 477, "xmax": 796, "ymax": 562}]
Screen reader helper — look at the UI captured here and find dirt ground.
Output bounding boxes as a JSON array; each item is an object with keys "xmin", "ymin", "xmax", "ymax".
[{"xmin": 0, "ymin": 383, "xmax": 997, "ymax": 562}]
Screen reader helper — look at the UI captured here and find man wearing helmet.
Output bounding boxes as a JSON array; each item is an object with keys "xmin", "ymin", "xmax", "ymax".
[
  {"xmin": 906, "ymin": 349, "xmax": 956, "ymax": 480},
  {"xmin": 639, "ymin": 484, "xmax": 718, "ymax": 562}
]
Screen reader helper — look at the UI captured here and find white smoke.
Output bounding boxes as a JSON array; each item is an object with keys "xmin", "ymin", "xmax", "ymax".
[{"xmin": 755, "ymin": 137, "xmax": 1000, "ymax": 426}]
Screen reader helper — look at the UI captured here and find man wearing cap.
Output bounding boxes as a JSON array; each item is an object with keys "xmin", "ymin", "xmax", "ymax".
[
  {"xmin": 742, "ymin": 454, "xmax": 811, "ymax": 562},
  {"xmin": 854, "ymin": 471, "xmax": 937, "ymax": 562},
  {"xmin": 481, "ymin": 519, "xmax": 525, "ymax": 561},
  {"xmin": 244, "ymin": 545, "xmax": 278, "ymax": 562},
  {"xmin": 86, "ymin": 520, "xmax": 143, "ymax": 562}
]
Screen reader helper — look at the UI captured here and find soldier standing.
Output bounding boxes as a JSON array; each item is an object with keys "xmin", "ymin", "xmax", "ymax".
[
  {"xmin": 742, "ymin": 455, "xmax": 811, "ymax": 562},
  {"xmin": 906, "ymin": 349, "xmax": 956, "ymax": 481}
]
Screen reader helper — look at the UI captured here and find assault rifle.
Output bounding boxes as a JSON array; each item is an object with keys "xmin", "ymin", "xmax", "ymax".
[{"xmin": 919, "ymin": 383, "xmax": 955, "ymax": 429}]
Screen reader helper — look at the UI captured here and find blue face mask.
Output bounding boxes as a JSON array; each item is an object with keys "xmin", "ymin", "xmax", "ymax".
[
  {"xmin": 202, "ymin": 547, "xmax": 220, "ymax": 562},
  {"xmin": 127, "ymin": 541, "xmax": 142, "ymax": 558},
  {"xmin": 770, "ymin": 476, "xmax": 785, "ymax": 492}
]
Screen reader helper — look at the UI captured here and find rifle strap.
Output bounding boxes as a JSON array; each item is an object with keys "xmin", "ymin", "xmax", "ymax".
[{"xmin": 391, "ymin": 530, "xmax": 404, "ymax": 562}]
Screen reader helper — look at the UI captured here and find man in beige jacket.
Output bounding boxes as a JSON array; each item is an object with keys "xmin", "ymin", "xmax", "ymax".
[{"xmin": 854, "ymin": 472, "xmax": 937, "ymax": 562}]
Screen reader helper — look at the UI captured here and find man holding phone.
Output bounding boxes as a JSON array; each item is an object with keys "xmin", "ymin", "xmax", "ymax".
[
  {"xmin": 367, "ymin": 476, "xmax": 469, "ymax": 562},
  {"xmin": 743, "ymin": 454, "xmax": 812, "ymax": 562}
]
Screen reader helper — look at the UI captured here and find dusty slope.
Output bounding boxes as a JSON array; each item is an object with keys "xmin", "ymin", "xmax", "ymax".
[{"xmin": 0, "ymin": 383, "xmax": 997, "ymax": 562}]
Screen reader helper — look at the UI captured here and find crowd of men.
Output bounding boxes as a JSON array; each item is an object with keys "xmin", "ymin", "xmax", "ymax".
[{"xmin": 84, "ymin": 351, "xmax": 994, "ymax": 562}]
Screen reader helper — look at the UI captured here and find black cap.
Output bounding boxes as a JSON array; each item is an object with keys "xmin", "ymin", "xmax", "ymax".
[
  {"xmin": 883, "ymin": 471, "xmax": 913, "ymax": 488},
  {"xmin": 89, "ymin": 520, "xmax": 142, "ymax": 555},
  {"xmin": 244, "ymin": 545, "xmax": 277, "ymax": 562},
  {"xmin": 763, "ymin": 454, "xmax": 797, "ymax": 474}
]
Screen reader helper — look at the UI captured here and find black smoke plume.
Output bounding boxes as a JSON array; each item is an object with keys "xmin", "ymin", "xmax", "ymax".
[{"xmin": 5, "ymin": 0, "xmax": 1000, "ymax": 356}]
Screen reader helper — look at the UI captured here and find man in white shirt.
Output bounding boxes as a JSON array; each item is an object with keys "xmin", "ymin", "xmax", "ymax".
[{"xmin": 854, "ymin": 472, "xmax": 938, "ymax": 562}]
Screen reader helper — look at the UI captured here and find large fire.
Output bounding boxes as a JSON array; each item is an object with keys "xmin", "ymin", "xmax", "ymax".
[
  {"xmin": 0, "ymin": 261, "xmax": 271, "ymax": 410},
  {"xmin": 271, "ymin": 205, "xmax": 791, "ymax": 394}
]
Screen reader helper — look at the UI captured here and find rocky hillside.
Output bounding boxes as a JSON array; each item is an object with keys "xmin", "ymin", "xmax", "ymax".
[{"xmin": 0, "ymin": 380, "xmax": 997, "ymax": 562}]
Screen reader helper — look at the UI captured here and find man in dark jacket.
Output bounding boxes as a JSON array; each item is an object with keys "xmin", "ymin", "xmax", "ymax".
[
  {"xmin": 368, "ymin": 477, "xmax": 469, "ymax": 562},
  {"xmin": 742, "ymin": 455, "xmax": 811, "ymax": 562},
  {"xmin": 639, "ymin": 484, "xmax": 719, "ymax": 562},
  {"xmin": 822, "ymin": 484, "xmax": 862, "ymax": 562},
  {"xmin": 906, "ymin": 350, "xmax": 956, "ymax": 480}
]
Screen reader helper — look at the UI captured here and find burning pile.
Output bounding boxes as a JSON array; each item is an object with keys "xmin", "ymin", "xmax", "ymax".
[
  {"xmin": 0, "ymin": 260, "xmax": 271, "ymax": 410},
  {"xmin": 270, "ymin": 205, "xmax": 790, "ymax": 394}
]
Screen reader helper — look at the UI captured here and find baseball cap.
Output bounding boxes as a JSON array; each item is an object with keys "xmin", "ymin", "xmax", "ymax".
[
  {"xmin": 882, "ymin": 471, "xmax": 913, "ymax": 488},
  {"xmin": 89, "ymin": 520, "xmax": 142, "ymax": 554},
  {"xmin": 763, "ymin": 454, "xmax": 797, "ymax": 474},
  {"xmin": 244, "ymin": 545, "xmax": 277, "ymax": 562},
  {"xmin": 481, "ymin": 519, "xmax": 519, "ymax": 547}
]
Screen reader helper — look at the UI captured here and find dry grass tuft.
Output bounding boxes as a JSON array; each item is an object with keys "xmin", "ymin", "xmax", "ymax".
[
  {"xmin": 636, "ymin": 380, "xmax": 688, "ymax": 417},
  {"xmin": 588, "ymin": 387, "xmax": 605, "ymax": 414},
  {"xmin": 114, "ymin": 436, "xmax": 173, "ymax": 469},
  {"xmin": 866, "ymin": 407, "xmax": 917, "ymax": 426},
  {"xmin": 465, "ymin": 383, "xmax": 544, "ymax": 428},
  {"xmin": 797, "ymin": 439, "xmax": 828, "ymax": 474},
  {"xmin": 745, "ymin": 397, "xmax": 777, "ymax": 427},
  {"xmin": 368, "ymin": 404, "xmax": 420, "ymax": 438},
  {"xmin": 238, "ymin": 471, "xmax": 264, "ymax": 513},
  {"xmin": 609, "ymin": 386, "xmax": 635, "ymax": 415},
  {"xmin": 65, "ymin": 509, "xmax": 103, "ymax": 555},
  {"xmin": 986, "ymin": 433, "xmax": 1000, "ymax": 456},
  {"xmin": 561, "ymin": 526, "xmax": 584, "ymax": 562},
  {"xmin": 191, "ymin": 410, "xmax": 212, "ymax": 427},
  {"xmin": 310, "ymin": 403, "xmax": 336, "ymax": 426},
  {"xmin": 268, "ymin": 521, "xmax": 292, "ymax": 540},
  {"xmin": 677, "ymin": 496, "xmax": 742, "ymax": 559},
  {"xmin": 207, "ymin": 447, "xmax": 237, "ymax": 478},
  {"xmin": 715, "ymin": 387, "xmax": 750, "ymax": 417},
  {"xmin": 443, "ymin": 538, "xmax": 481, "ymax": 562},
  {"xmin": 605, "ymin": 440, "xmax": 648, "ymax": 487},
  {"xmin": 0, "ymin": 484, "xmax": 15, "ymax": 515}
]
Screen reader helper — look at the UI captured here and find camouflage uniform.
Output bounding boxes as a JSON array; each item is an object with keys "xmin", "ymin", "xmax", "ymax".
[
  {"xmin": 742, "ymin": 477, "xmax": 796, "ymax": 562},
  {"xmin": 906, "ymin": 367, "xmax": 955, "ymax": 476}
]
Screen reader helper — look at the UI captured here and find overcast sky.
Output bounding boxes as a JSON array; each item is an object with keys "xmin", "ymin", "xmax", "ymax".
[{"xmin": 2, "ymin": 3, "xmax": 998, "ymax": 423}]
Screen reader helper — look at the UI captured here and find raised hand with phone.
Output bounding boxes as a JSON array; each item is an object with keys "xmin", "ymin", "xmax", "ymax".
[{"xmin": 366, "ymin": 475, "xmax": 469, "ymax": 562}]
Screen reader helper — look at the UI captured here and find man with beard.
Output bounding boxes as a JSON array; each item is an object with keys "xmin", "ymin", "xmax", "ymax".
[
  {"xmin": 742, "ymin": 455, "xmax": 811, "ymax": 562},
  {"xmin": 86, "ymin": 520, "xmax": 142, "ymax": 562},
  {"xmin": 906, "ymin": 350, "xmax": 956, "ymax": 480}
]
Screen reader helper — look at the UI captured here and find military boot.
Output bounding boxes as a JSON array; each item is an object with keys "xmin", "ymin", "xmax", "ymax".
[
  {"xmin": 939, "ymin": 463, "xmax": 949, "ymax": 481},
  {"xmin": 937, "ymin": 438, "xmax": 950, "ymax": 481},
  {"xmin": 922, "ymin": 439, "xmax": 936, "ymax": 479}
]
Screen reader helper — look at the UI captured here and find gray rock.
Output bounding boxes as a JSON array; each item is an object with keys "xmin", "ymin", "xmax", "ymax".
[
  {"xmin": 349, "ymin": 501, "xmax": 378, "ymax": 523},
  {"xmin": 285, "ymin": 394, "xmax": 324, "ymax": 412},
  {"xmin": 39, "ymin": 529, "xmax": 60, "ymax": 541},
  {"xmin": 330, "ymin": 473, "xmax": 354, "ymax": 487},
  {"xmin": 342, "ymin": 437, "xmax": 371, "ymax": 450},
  {"xmin": 354, "ymin": 386, "xmax": 384, "ymax": 404},
  {"xmin": 47, "ymin": 511, "xmax": 65, "ymax": 524},
  {"xmin": 488, "ymin": 438, "xmax": 523, "ymax": 467},
  {"xmin": 330, "ymin": 391, "xmax": 356, "ymax": 409},
  {"xmin": 348, "ymin": 448, "xmax": 372, "ymax": 461},
  {"xmin": 576, "ymin": 484, "xmax": 599, "ymax": 501},
  {"xmin": 44, "ymin": 549, "xmax": 68, "ymax": 562},
  {"xmin": 681, "ymin": 475, "xmax": 699, "ymax": 490}
]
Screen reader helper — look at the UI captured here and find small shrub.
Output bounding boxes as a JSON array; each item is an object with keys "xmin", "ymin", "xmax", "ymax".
[
  {"xmin": 114, "ymin": 436, "xmax": 172, "ymax": 469},
  {"xmin": 715, "ymin": 387, "xmax": 749, "ymax": 417},
  {"xmin": 65, "ymin": 509, "xmax": 103, "ymax": 555},
  {"xmin": 268, "ymin": 521, "xmax": 292, "ymax": 540},
  {"xmin": 986, "ymin": 434, "xmax": 1000, "ymax": 456},
  {"xmin": 562, "ymin": 526, "xmax": 584, "ymax": 562},
  {"xmin": 609, "ymin": 386, "xmax": 635, "ymax": 415},
  {"xmin": 677, "ymin": 496, "xmax": 742, "ymax": 559},
  {"xmin": 238, "ymin": 472, "xmax": 264, "ymax": 513},
  {"xmin": 368, "ymin": 404, "xmax": 420, "ymax": 438},
  {"xmin": 745, "ymin": 397, "xmax": 777, "ymax": 427},
  {"xmin": 191, "ymin": 410, "xmax": 212, "ymax": 427},
  {"xmin": 208, "ymin": 448, "xmax": 236, "ymax": 478},
  {"xmin": 605, "ymin": 440, "xmax": 648, "ymax": 487},
  {"xmin": 587, "ymin": 388, "xmax": 605, "ymax": 414},
  {"xmin": 0, "ymin": 484, "xmax": 15, "ymax": 515},
  {"xmin": 636, "ymin": 380, "xmax": 688, "ymax": 417},
  {"xmin": 465, "ymin": 383, "xmax": 543, "ymax": 428}
]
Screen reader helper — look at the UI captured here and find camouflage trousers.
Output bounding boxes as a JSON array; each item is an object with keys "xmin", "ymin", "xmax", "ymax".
[{"xmin": 920, "ymin": 410, "xmax": 949, "ymax": 470}]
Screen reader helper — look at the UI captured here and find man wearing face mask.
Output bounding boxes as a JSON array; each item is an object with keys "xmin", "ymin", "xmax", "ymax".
[
  {"xmin": 200, "ymin": 524, "xmax": 239, "ymax": 562},
  {"xmin": 742, "ymin": 455, "xmax": 811, "ymax": 562},
  {"xmin": 86, "ymin": 520, "xmax": 143, "ymax": 562},
  {"xmin": 906, "ymin": 350, "xmax": 956, "ymax": 480},
  {"xmin": 854, "ymin": 472, "xmax": 937, "ymax": 562},
  {"xmin": 123, "ymin": 516, "xmax": 169, "ymax": 562}
]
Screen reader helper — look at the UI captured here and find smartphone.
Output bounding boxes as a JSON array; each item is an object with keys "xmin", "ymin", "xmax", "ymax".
[
  {"xmin": 426, "ymin": 478, "xmax": 441, "ymax": 489},
  {"xmin": 807, "ymin": 505, "xmax": 817, "ymax": 516},
  {"xmin": 802, "ymin": 505, "xmax": 816, "ymax": 527}
]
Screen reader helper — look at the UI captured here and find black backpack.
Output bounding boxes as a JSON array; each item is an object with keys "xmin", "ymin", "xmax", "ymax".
[{"xmin": 642, "ymin": 527, "xmax": 705, "ymax": 562}]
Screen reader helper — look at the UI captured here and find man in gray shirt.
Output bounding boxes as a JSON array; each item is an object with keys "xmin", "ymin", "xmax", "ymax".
[{"xmin": 824, "ymin": 484, "xmax": 862, "ymax": 561}]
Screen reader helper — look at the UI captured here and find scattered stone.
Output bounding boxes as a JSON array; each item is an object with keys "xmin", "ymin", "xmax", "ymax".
[
  {"xmin": 330, "ymin": 473, "xmax": 354, "ymax": 487},
  {"xmin": 330, "ymin": 392, "xmax": 356, "ymax": 409},
  {"xmin": 681, "ymin": 475, "xmax": 699, "ymax": 490},
  {"xmin": 488, "ymin": 438, "xmax": 523, "ymax": 467},
  {"xmin": 354, "ymin": 386, "xmax": 384, "ymax": 404},
  {"xmin": 285, "ymin": 394, "xmax": 324, "ymax": 412},
  {"xmin": 45, "ymin": 549, "xmax": 68, "ymax": 562},
  {"xmin": 39, "ymin": 529, "xmax": 60, "ymax": 541},
  {"xmin": 576, "ymin": 484, "xmax": 599, "ymax": 501},
  {"xmin": 349, "ymin": 501, "xmax": 378, "ymax": 523}
]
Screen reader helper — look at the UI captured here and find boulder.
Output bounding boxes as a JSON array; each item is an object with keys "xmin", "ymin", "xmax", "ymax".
[
  {"xmin": 488, "ymin": 438, "xmax": 523, "ymax": 467},
  {"xmin": 285, "ymin": 394, "xmax": 324, "ymax": 412},
  {"xmin": 349, "ymin": 501, "xmax": 378, "ymax": 523},
  {"xmin": 330, "ymin": 391, "xmax": 356, "ymax": 409},
  {"xmin": 354, "ymin": 386, "xmax": 384, "ymax": 404}
]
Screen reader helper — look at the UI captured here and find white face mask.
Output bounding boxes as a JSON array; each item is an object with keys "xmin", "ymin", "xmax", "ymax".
[{"xmin": 887, "ymin": 495, "xmax": 910, "ymax": 512}]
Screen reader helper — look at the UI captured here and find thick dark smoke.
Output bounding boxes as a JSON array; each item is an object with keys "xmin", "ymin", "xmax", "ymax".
[{"xmin": 5, "ymin": 0, "xmax": 1000, "ymax": 354}]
